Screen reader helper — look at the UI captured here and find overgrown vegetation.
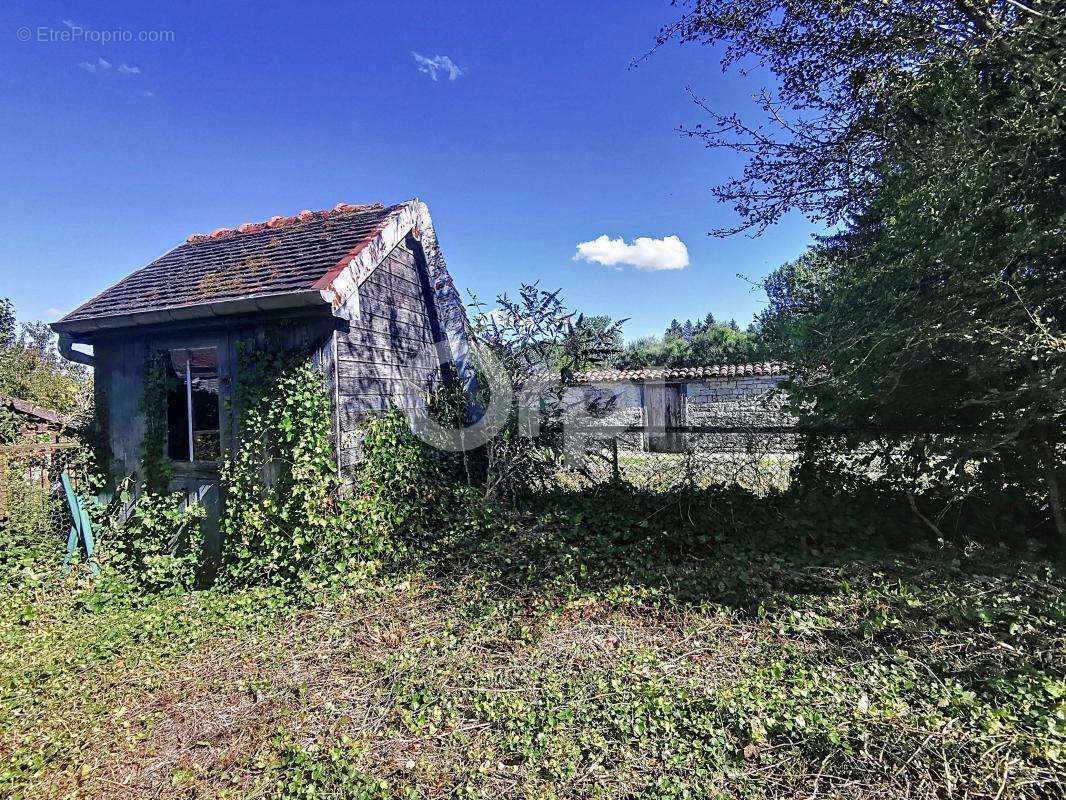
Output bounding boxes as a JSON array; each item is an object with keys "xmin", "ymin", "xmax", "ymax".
[
  {"xmin": 213, "ymin": 344, "xmax": 489, "ymax": 591},
  {"xmin": 138, "ymin": 352, "xmax": 175, "ymax": 495},
  {"xmin": 1, "ymin": 4, "xmax": 1063, "ymax": 796},
  {"xmin": 664, "ymin": 2, "xmax": 1064, "ymax": 540},
  {"xmin": 2, "ymin": 321, "xmax": 1062, "ymax": 799},
  {"xmin": 0, "ymin": 301, "xmax": 94, "ymax": 568},
  {"xmin": 3, "ymin": 291, "xmax": 1060, "ymax": 798},
  {"xmin": 470, "ymin": 283, "xmax": 627, "ymax": 502},
  {"xmin": 217, "ymin": 347, "xmax": 341, "ymax": 589},
  {"xmin": 1, "ymin": 419, "xmax": 1062, "ymax": 797},
  {"xmin": 0, "ymin": 299, "xmax": 86, "ymax": 414}
]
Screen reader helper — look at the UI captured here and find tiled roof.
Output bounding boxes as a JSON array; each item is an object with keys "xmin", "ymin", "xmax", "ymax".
[
  {"xmin": 1, "ymin": 396, "xmax": 64, "ymax": 424},
  {"xmin": 58, "ymin": 203, "xmax": 398, "ymax": 324},
  {"xmin": 571, "ymin": 363, "xmax": 789, "ymax": 383}
]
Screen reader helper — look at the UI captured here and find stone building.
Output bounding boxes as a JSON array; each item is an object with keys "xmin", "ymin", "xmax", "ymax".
[{"xmin": 563, "ymin": 363, "xmax": 793, "ymax": 453}]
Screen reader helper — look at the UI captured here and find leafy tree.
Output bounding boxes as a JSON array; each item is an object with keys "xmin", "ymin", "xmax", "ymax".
[
  {"xmin": 475, "ymin": 286, "xmax": 624, "ymax": 378},
  {"xmin": 614, "ymin": 314, "xmax": 767, "ymax": 369},
  {"xmin": 0, "ymin": 300, "xmax": 14, "ymax": 347},
  {"xmin": 662, "ymin": 0, "xmax": 1055, "ymax": 234},
  {"xmin": 567, "ymin": 315, "xmax": 623, "ymax": 367},
  {"xmin": 0, "ymin": 302, "xmax": 87, "ymax": 413},
  {"xmin": 671, "ymin": 1, "xmax": 1065, "ymax": 540}
]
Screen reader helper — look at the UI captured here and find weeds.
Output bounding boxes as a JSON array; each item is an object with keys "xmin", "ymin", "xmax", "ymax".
[
  {"xmin": 2, "ymin": 485, "xmax": 1062, "ymax": 798},
  {"xmin": 1, "ymin": 388, "xmax": 1062, "ymax": 798}
]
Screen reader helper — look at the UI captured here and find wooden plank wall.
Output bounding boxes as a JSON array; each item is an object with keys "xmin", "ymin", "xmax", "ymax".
[
  {"xmin": 643, "ymin": 383, "xmax": 686, "ymax": 453},
  {"xmin": 335, "ymin": 239, "xmax": 445, "ymax": 469},
  {"xmin": 92, "ymin": 312, "xmax": 335, "ymax": 488}
]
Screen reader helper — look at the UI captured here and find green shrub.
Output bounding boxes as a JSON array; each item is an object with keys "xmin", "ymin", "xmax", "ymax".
[
  {"xmin": 350, "ymin": 408, "xmax": 483, "ymax": 552},
  {"xmin": 101, "ymin": 490, "xmax": 205, "ymax": 593}
]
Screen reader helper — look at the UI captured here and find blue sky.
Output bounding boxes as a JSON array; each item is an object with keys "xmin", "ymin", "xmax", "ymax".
[{"xmin": 1, "ymin": 1, "xmax": 816, "ymax": 341}]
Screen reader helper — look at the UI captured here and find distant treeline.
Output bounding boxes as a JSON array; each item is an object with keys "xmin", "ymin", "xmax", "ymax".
[{"xmin": 612, "ymin": 312, "xmax": 767, "ymax": 369}]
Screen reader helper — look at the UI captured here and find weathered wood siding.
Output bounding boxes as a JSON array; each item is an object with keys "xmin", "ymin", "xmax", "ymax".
[
  {"xmin": 91, "ymin": 310, "xmax": 335, "ymax": 564},
  {"xmin": 643, "ymin": 383, "xmax": 686, "ymax": 453},
  {"xmin": 92, "ymin": 312, "xmax": 335, "ymax": 487},
  {"xmin": 334, "ymin": 238, "xmax": 446, "ymax": 468}
]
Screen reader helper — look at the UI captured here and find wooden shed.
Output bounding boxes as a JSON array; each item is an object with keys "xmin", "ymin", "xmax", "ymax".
[
  {"xmin": 0, "ymin": 396, "xmax": 74, "ymax": 499},
  {"xmin": 51, "ymin": 200, "xmax": 476, "ymax": 522},
  {"xmin": 1, "ymin": 396, "xmax": 66, "ymax": 443}
]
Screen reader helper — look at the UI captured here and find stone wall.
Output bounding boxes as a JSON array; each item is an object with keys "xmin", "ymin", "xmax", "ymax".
[
  {"xmin": 685, "ymin": 375, "xmax": 792, "ymax": 429},
  {"xmin": 563, "ymin": 374, "xmax": 795, "ymax": 453}
]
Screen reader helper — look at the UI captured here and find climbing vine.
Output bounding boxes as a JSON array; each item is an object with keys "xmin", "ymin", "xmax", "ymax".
[
  {"xmin": 214, "ymin": 339, "xmax": 485, "ymax": 591},
  {"xmin": 84, "ymin": 352, "xmax": 203, "ymax": 592},
  {"xmin": 120, "ymin": 334, "xmax": 481, "ymax": 592},
  {"xmin": 216, "ymin": 344, "xmax": 341, "ymax": 588},
  {"xmin": 138, "ymin": 351, "xmax": 173, "ymax": 494},
  {"xmin": 104, "ymin": 489, "xmax": 206, "ymax": 593}
]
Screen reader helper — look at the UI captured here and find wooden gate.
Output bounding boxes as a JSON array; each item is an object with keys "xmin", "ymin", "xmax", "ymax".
[{"xmin": 643, "ymin": 382, "xmax": 686, "ymax": 453}]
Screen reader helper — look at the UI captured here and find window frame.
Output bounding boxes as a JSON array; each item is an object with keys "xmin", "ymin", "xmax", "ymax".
[{"xmin": 166, "ymin": 346, "xmax": 221, "ymax": 465}]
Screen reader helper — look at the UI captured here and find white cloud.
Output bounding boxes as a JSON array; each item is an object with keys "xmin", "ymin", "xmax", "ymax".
[
  {"xmin": 78, "ymin": 57, "xmax": 111, "ymax": 72},
  {"xmin": 573, "ymin": 234, "xmax": 690, "ymax": 271},
  {"xmin": 77, "ymin": 58, "xmax": 143, "ymax": 79},
  {"xmin": 43, "ymin": 307, "xmax": 65, "ymax": 319},
  {"xmin": 412, "ymin": 52, "xmax": 463, "ymax": 81}
]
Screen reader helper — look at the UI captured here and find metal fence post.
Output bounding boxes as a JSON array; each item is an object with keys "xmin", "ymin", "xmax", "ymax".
[{"xmin": 611, "ymin": 435, "xmax": 620, "ymax": 483}]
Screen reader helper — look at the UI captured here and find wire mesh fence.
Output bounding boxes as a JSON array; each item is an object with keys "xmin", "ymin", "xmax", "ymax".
[
  {"xmin": 557, "ymin": 425, "xmax": 802, "ymax": 494},
  {"xmin": 0, "ymin": 442, "xmax": 89, "ymax": 537}
]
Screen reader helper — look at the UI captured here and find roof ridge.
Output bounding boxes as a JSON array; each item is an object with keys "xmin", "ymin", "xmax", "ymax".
[
  {"xmin": 185, "ymin": 202, "xmax": 386, "ymax": 244},
  {"xmin": 569, "ymin": 362, "xmax": 789, "ymax": 382}
]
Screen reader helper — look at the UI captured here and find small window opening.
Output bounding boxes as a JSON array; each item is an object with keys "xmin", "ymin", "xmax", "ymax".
[{"xmin": 165, "ymin": 347, "xmax": 220, "ymax": 462}]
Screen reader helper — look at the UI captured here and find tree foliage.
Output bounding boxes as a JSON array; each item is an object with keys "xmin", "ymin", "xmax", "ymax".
[
  {"xmin": 614, "ymin": 313, "xmax": 766, "ymax": 368},
  {"xmin": 671, "ymin": 1, "xmax": 1065, "ymax": 538},
  {"xmin": 0, "ymin": 299, "xmax": 86, "ymax": 414},
  {"xmin": 664, "ymin": 0, "xmax": 1058, "ymax": 234},
  {"xmin": 475, "ymin": 284, "xmax": 625, "ymax": 379}
]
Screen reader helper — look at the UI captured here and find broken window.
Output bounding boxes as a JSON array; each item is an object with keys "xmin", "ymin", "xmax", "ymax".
[{"xmin": 165, "ymin": 347, "xmax": 220, "ymax": 462}]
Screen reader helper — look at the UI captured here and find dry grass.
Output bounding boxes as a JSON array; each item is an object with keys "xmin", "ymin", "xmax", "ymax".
[{"xmin": 3, "ymin": 504, "xmax": 1063, "ymax": 799}]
